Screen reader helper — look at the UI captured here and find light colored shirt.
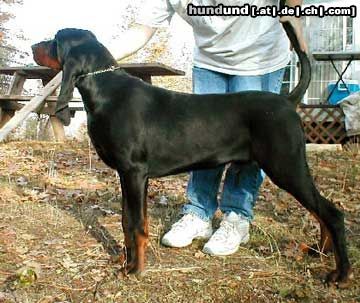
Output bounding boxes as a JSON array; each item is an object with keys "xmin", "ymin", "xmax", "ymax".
[{"xmin": 137, "ymin": 0, "xmax": 291, "ymax": 76}]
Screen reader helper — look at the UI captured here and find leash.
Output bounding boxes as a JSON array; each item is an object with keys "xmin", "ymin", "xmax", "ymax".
[
  {"xmin": 55, "ymin": 65, "xmax": 122, "ymax": 114},
  {"xmin": 55, "ymin": 66, "xmax": 121, "ymax": 115},
  {"xmin": 76, "ymin": 65, "xmax": 122, "ymax": 81}
]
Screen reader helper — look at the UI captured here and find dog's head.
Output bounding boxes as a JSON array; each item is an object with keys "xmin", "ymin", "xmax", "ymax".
[
  {"xmin": 31, "ymin": 28, "xmax": 97, "ymax": 126},
  {"xmin": 32, "ymin": 40, "xmax": 62, "ymax": 70},
  {"xmin": 32, "ymin": 28, "xmax": 97, "ymax": 69}
]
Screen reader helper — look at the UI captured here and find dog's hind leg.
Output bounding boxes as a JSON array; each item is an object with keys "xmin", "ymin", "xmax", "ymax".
[
  {"xmin": 259, "ymin": 150, "xmax": 352, "ymax": 287},
  {"xmin": 307, "ymin": 213, "xmax": 334, "ymax": 255},
  {"xmin": 119, "ymin": 171, "xmax": 149, "ymax": 275}
]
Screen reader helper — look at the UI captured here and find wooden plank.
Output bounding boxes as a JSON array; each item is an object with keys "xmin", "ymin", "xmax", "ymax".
[
  {"xmin": 7, "ymin": 72, "xmax": 26, "ymax": 94},
  {"xmin": 0, "ymin": 101, "xmax": 83, "ymax": 114},
  {"xmin": 0, "ymin": 66, "xmax": 57, "ymax": 80},
  {"xmin": 0, "ymin": 63, "xmax": 185, "ymax": 78},
  {"xmin": 0, "ymin": 95, "xmax": 82, "ymax": 102},
  {"xmin": 0, "ymin": 72, "xmax": 63, "ymax": 142}
]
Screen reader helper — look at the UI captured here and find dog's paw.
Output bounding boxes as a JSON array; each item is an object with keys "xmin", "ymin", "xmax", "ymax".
[
  {"xmin": 325, "ymin": 268, "xmax": 354, "ymax": 289},
  {"xmin": 122, "ymin": 261, "xmax": 143, "ymax": 277}
]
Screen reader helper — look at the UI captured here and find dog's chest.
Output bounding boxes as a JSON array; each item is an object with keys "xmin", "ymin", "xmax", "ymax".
[{"xmin": 87, "ymin": 117, "xmax": 118, "ymax": 169}]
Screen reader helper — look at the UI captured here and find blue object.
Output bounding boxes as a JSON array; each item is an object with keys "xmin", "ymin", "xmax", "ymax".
[
  {"xmin": 328, "ymin": 80, "xmax": 360, "ymax": 105},
  {"xmin": 183, "ymin": 66, "xmax": 285, "ymax": 221}
]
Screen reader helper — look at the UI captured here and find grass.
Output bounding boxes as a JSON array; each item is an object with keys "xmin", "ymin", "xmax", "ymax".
[{"xmin": 0, "ymin": 140, "xmax": 359, "ymax": 302}]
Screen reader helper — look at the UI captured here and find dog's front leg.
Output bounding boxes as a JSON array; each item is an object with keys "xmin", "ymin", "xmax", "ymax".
[{"xmin": 119, "ymin": 171, "xmax": 149, "ymax": 275}]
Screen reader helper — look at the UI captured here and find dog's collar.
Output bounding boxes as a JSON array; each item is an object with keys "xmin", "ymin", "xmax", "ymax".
[{"xmin": 76, "ymin": 65, "xmax": 121, "ymax": 80}]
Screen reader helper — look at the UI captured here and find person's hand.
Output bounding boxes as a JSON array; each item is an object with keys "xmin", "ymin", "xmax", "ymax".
[{"xmin": 280, "ymin": 16, "xmax": 308, "ymax": 54}]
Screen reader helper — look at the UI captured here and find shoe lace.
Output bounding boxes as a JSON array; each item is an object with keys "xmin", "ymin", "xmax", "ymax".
[
  {"xmin": 211, "ymin": 220, "xmax": 236, "ymax": 242},
  {"xmin": 171, "ymin": 214, "xmax": 196, "ymax": 232}
]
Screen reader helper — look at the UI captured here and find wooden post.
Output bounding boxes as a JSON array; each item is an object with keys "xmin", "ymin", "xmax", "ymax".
[
  {"xmin": 42, "ymin": 78, "xmax": 66, "ymax": 142},
  {"xmin": 0, "ymin": 72, "xmax": 62, "ymax": 142},
  {"xmin": 0, "ymin": 72, "xmax": 26, "ymax": 128},
  {"xmin": 50, "ymin": 115, "xmax": 66, "ymax": 141}
]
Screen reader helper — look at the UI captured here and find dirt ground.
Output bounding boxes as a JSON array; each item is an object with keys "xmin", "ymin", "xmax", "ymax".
[{"xmin": 0, "ymin": 141, "xmax": 359, "ymax": 303}]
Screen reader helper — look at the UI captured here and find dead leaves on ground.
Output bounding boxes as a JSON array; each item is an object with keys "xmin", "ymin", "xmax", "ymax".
[{"xmin": 0, "ymin": 141, "xmax": 359, "ymax": 302}]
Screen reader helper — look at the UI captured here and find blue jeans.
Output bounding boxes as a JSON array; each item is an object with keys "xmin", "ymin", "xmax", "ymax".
[{"xmin": 183, "ymin": 66, "xmax": 285, "ymax": 221}]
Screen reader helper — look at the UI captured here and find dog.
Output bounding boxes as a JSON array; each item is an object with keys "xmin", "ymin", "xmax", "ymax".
[{"xmin": 31, "ymin": 20, "xmax": 352, "ymax": 286}]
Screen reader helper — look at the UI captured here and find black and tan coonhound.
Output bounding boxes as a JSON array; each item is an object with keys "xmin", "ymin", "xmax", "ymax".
[{"xmin": 31, "ymin": 20, "xmax": 352, "ymax": 286}]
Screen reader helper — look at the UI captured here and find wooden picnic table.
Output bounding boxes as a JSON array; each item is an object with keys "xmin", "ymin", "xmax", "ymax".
[
  {"xmin": 0, "ymin": 63, "xmax": 185, "ymax": 83},
  {"xmin": 0, "ymin": 63, "xmax": 185, "ymax": 142}
]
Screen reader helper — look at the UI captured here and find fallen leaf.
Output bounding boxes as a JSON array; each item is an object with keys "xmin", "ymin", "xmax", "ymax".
[
  {"xmin": 194, "ymin": 251, "xmax": 206, "ymax": 259},
  {"xmin": 20, "ymin": 234, "xmax": 37, "ymax": 241},
  {"xmin": 16, "ymin": 262, "xmax": 41, "ymax": 286}
]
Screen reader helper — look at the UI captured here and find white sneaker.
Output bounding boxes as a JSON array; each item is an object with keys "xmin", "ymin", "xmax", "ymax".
[
  {"xmin": 202, "ymin": 212, "xmax": 250, "ymax": 256},
  {"xmin": 161, "ymin": 213, "xmax": 213, "ymax": 248}
]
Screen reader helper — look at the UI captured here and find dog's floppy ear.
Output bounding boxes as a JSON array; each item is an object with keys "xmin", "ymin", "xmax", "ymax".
[
  {"xmin": 55, "ymin": 28, "xmax": 97, "ymax": 65},
  {"xmin": 55, "ymin": 62, "xmax": 76, "ymax": 126},
  {"xmin": 49, "ymin": 39, "xmax": 58, "ymax": 60},
  {"xmin": 54, "ymin": 29, "xmax": 96, "ymax": 126}
]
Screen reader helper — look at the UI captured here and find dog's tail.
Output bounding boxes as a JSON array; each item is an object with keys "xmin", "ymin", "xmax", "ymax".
[{"xmin": 280, "ymin": 1, "xmax": 311, "ymax": 105}]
